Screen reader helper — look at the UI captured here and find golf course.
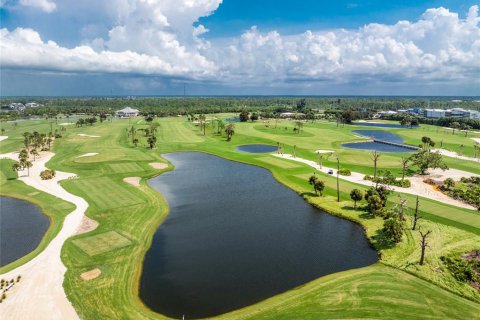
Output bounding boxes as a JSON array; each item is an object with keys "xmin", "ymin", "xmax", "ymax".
[{"xmin": 1, "ymin": 115, "xmax": 479, "ymax": 319}]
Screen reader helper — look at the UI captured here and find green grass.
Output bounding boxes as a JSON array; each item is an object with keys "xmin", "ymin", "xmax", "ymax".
[
  {"xmin": 108, "ymin": 162, "xmax": 144, "ymax": 173},
  {"xmin": 218, "ymin": 264, "xmax": 480, "ymax": 320},
  {"xmin": 72, "ymin": 176, "xmax": 144, "ymax": 210},
  {"xmin": 2, "ymin": 116, "xmax": 479, "ymax": 319},
  {"xmin": 71, "ymin": 231, "xmax": 132, "ymax": 256},
  {"xmin": 255, "ymin": 156, "xmax": 302, "ymax": 169}
]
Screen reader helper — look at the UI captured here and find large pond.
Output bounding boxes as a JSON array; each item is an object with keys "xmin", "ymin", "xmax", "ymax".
[
  {"xmin": 236, "ymin": 144, "xmax": 278, "ymax": 153},
  {"xmin": 0, "ymin": 197, "xmax": 50, "ymax": 267},
  {"xmin": 141, "ymin": 152, "xmax": 378, "ymax": 319},
  {"xmin": 342, "ymin": 130, "xmax": 416, "ymax": 153}
]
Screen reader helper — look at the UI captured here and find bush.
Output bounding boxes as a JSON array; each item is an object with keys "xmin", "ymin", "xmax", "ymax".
[
  {"xmin": 338, "ymin": 168, "xmax": 351, "ymax": 176},
  {"xmin": 440, "ymin": 255, "xmax": 480, "ymax": 283},
  {"xmin": 364, "ymin": 174, "xmax": 411, "ymax": 188},
  {"xmin": 40, "ymin": 169, "xmax": 56, "ymax": 180},
  {"xmin": 423, "ymin": 178, "xmax": 436, "ymax": 185}
]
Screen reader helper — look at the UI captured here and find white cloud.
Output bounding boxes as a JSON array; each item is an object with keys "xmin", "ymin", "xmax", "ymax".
[
  {"xmin": 19, "ymin": 0, "xmax": 56, "ymax": 13},
  {"xmin": 1, "ymin": 2, "xmax": 479, "ymax": 89}
]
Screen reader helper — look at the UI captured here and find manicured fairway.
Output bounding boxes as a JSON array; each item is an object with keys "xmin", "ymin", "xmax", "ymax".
[
  {"xmin": 72, "ymin": 176, "xmax": 144, "ymax": 210},
  {"xmin": 108, "ymin": 162, "xmax": 144, "ymax": 173},
  {"xmin": 72, "ymin": 231, "xmax": 132, "ymax": 256},
  {"xmin": 255, "ymin": 156, "xmax": 302, "ymax": 169}
]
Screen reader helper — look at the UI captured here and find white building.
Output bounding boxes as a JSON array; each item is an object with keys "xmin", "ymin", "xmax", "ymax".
[
  {"xmin": 425, "ymin": 109, "xmax": 446, "ymax": 118},
  {"xmin": 115, "ymin": 107, "xmax": 139, "ymax": 117}
]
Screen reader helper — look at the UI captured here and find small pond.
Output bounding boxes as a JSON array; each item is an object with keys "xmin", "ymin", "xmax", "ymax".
[
  {"xmin": 224, "ymin": 117, "xmax": 240, "ymax": 122},
  {"xmin": 236, "ymin": 144, "xmax": 278, "ymax": 153},
  {"xmin": 141, "ymin": 152, "xmax": 378, "ymax": 319},
  {"xmin": 342, "ymin": 130, "xmax": 416, "ymax": 153},
  {"xmin": 352, "ymin": 122, "xmax": 419, "ymax": 129},
  {"xmin": 0, "ymin": 197, "xmax": 50, "ymax": 267}
]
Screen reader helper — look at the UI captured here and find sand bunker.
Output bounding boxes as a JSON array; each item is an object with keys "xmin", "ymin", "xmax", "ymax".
[
  {"xmin": 149, "ymin": 162, "xmax": 168, "ymax": 169},
  {"xmin": 78, "ymin": 134, "xmax": 100, "ymax": 138},
  {"xmin": 75, "ymin": 216, "xmax": 99, "ymax": 235},
  {"xmin": 432, "ymin": 149, "xmax": 479, "ymax": 163},
  {"xmin": 59, "ymin": 123, "xmax": 74, "ymax": 126},
  {"xmin": 0, "ymin": 136, "xmax": 8, "ymax": 142},
  {"xmin": 315, "ymin": 150, "xmax": 334, "ymax": 154},
  {"xmin": 76, "ymin": 153, "xmax": 98, "ymax": 158},
  {"xmin": 123, "ymin": 177, "xmax": 141, "ymax": 187},
  {"xmin": 80, "ymin": 268, "xmax": 101, "ymax": 281},
  {"xmin": 472, "ymin": 138, "xmax": 480, "ymax": 144}
]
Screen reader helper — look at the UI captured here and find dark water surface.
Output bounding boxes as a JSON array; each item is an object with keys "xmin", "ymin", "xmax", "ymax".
[
  {"xmin": 236, "ymin": 144, "xmax": 278, "ymax": 153},
  {"xmin": 342, "ymin": 130, "xmax": 415, "ymax": 153},
  {"xmin": 140, "ymin": 152, "xmax": 378, "ymax": 319},
  {"xmin": 0, "ymin": 197, "xmax": 49, "ymax": 266}
]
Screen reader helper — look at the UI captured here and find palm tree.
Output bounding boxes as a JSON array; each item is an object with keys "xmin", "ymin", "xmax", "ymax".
[
  {"xmin": 12, "ymin": 162, "xmax": 22, "ymax": 178},
  {"xmin": 24, "ymin": 161, "xmax": 33, "ymax": 176},
  {"xmin": 225, "ymin": 123, "xmax": 235, "ymax": 141},
  {"xmin": 30, "ymin": 149, "xmax": 39, "ymax": 161}
]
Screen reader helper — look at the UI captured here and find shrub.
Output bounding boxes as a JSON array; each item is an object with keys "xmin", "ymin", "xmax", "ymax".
[
  {"xmin": 440, "ymin": 255, "xmax": 480, "ymax": 283},
  {"xmin": 423, "ymin": 178, "xmax": 436, "ymax": 185},
  {"xmin": 40, "ymin": 169, "xmax": 56, "ymax": 180},
  {"xmin": 338, "ymin": 168, "xmax": 351, "ymax": 176}
]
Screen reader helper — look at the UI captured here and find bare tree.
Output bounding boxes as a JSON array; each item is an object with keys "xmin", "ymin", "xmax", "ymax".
[
  {"xmin": 371, "ymin": 151, "xmax": 381, "ymax": 179},
  {"xmin": 412, "ymin": 196, "xmax": 421, "ymax": 230},
  {"xmin": 419, "ymin": 229, "xmax": 431, "ymax": 265},
  {"xmin": 396, "ymin": 195, "xmax": 407, "ymax": 221},
  {"xmin": 401, "ymin": 157, "xmax": 409, "ymax": 181}
]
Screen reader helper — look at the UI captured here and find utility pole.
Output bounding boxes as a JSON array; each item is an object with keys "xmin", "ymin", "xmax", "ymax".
[{"xmin": 336, "ymin": 156, "xmax": 340, "ymax": 202}]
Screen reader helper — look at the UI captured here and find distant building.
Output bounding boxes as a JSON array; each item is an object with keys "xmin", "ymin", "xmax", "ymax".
[
  {"xmin": 115, "ymin": 107, "xmax": 139, "ymax": 117},
  {"xmin": 425, "ymin": 109, "xmax": 446, "ymax": 118},
  {"xmin": 25, "ymin": 102, "xmax": 43, "ymax": 108},
  {"xmin": 279, "ymin": 112, "xmax": 305, "ymax": 119}
]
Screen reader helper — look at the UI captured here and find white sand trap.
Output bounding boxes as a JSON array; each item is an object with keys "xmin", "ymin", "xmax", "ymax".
[
  {"xmin": 315, "ymin": 150, "xmax": 334, "ymax": 154},
  {"xmin": 149, "ymin": 162, "xmax": 168, "ymax": 169},
  {"xmin": 78, "ymin": 134, "xmax": 100, "ymax": 138},
  {"xmin": 76, "ymin": 153, "xmax": 98, "ymax": 158},
  {"xmin": 472, "ymin": 138, "xmax": 480, "ymax": 144},
  {"xmin": 123, "ymin": 177, "xmax": 141, "ymax": 187},
  {"xmin": 59, "ymin": 123, "xmax": 74, "ymax": 126},
  {"xmin": 80, "ymin": 269, "xmax": 101, "ymax": 281},
  {"xmin": 432, "ymin": 149, "xmax": 479, "ymax": 163},
  {"xmin": 0, "ymin": 136, "xmax": 8, "ymax": 142},
  {"xmin": 75, "ymin": 216, "xmax": 99, "ymax": 235}
]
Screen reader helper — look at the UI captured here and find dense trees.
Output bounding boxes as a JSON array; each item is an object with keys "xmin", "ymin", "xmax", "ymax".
[
  {"xmin": 408, "ymin": 150, "xmax": 448, "ymax": 175},
  {"xmin": 239, "ymin": 111, "xmax": 250, "ymax": 122}
]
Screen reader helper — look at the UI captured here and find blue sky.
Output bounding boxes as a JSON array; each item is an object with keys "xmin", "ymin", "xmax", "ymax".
[{"xmin": 1, "ymin": 0, "xmax": 479, "ymax": 96}]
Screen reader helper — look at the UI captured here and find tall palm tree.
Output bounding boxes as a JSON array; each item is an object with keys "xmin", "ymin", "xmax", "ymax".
[
  {"xmin": 12, "ymin": 162, "xmax": 21, "ymax": 178},
  {"xmin": 24, "ymin": 161, "xmax": 33, "ymax": 176}
]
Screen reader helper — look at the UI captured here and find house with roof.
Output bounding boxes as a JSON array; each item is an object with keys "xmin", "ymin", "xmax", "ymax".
[{"xmin": 115, "ymin": 107, "xmax": 139, "ymax": 118}]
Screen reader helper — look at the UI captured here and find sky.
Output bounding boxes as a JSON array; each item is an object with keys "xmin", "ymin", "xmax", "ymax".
[{"xmin": 0, "ymin": 0, "xmax": 479, "ymax": 96}]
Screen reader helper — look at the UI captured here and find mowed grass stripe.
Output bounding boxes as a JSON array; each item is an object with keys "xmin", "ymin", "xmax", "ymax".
[
  {"xmin": 256, "ymin": 156, "xmax": 302, "ymax": 169},
  {"xmin": 73, "ymin": 177, "xmax": 143, "ymax": 210},
  {"xmin": 108, "ymin": 162, "xmax": 144, "ymax": 173},
  {"xmin": 72, "ymin": 231, "xmax": 132, "ymax": 256}
]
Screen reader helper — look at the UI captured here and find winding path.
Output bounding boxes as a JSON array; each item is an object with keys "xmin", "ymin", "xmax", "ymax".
[
  {"xmin": 273, "ymin": 153, "xmax": 478, "ymax": 210},
  {"xmin": 0, "ymin": 151, "xmax": 84, "ymax": 320}
]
